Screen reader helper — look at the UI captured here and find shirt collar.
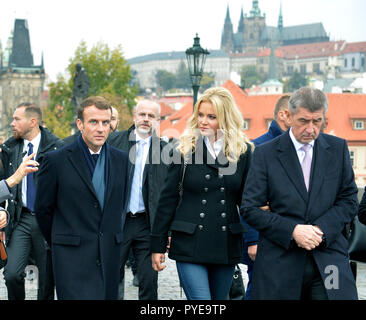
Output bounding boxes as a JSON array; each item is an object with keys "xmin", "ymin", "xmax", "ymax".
[
  {"xmin": 289, "ymin": 127, "xmax": 315, "ymax": 151},
  {"xmin": 203, "ymin": 135, "xmax": 224, "ymax": 155},
  {"xmin": 134, "ymin": 130, "xmax": 152, "ymax": 145},
  {"xmin": 24, "ymin": 132, "xmax": 41, "ymax": 150}
]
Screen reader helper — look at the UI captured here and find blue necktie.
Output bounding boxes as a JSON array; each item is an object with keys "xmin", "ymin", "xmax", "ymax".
[
  {"xmin": 129, "ymin": 140, "xmax": 145, "ymax": 214},
  {"xmin": 26, "ymin": 142, "xmax": 36, "ymax": 212}
]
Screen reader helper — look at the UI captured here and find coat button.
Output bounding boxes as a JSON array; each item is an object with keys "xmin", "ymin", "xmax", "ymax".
[
  {"xmin": 99, "ymin": 232, "xmax": 103, "ymax": 237},
  {"xmin": 221, "ymin": 200, "xmax": 226, "ymax": 205},
  {"xmin": 220, "ymin": 187, "xmax": 225, "ymax": 192},
  {"xmin": 200, "ymin": 213, "xmax": 205, "ymax": 218},
  {"xmin": 205, "ymin": 174, "xmax": 211, "ymax": 180},
  {"xmin": 96, "ymin": 259, "xmax": 101, "ymax": 266},
  {"xmin": 202, "ymin": 199, "xmax": 207, "ymax": 205},
  {"xmin": 221, "ymin": 212, "xmax": 226, "ymax": 218},
  {"xmin": 222, "ymin": 226, "xmax": 227, "ymax": 232},
  {"xmin": 198, "ymin": 225, "xmax": 204, "ymax": 230},
  {"xmin": 204, "ymin": 187, "xmax": 208, "ymax": 192}
]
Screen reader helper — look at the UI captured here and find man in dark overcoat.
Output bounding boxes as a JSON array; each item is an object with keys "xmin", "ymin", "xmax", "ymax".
[
  {"xmin": 0, "ymin": 102, "xmax": 63, "ymax": 300},
  {"xmin": 35, "ymin": 96, "xmax": 129, "ymax": 300},
  {"xmin": 241, "ymin": 87, "xmax": 358, "ymax": 300},
  {"xmin": 108, "ymin": 99, "xmax": 169, "ymax": 300}
]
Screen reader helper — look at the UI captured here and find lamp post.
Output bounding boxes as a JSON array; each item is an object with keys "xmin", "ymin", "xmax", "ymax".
[{"xmin": 185, "ymin": 34, "xmax": 210, "ymax": 109}]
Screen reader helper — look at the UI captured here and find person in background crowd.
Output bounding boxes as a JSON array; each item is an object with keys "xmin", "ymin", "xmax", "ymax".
[
  {"xmin": 108, "ymin": 99, "xmax": 168, "ymax": 300},
  {"xmin": 358, "ymin": 186, "xmax": 366, "ymax": 225},
  {"xmin": 240, "ymin": 94, "xmax": 291, "ymax": 299},
  {"xmin": 110, "ymin": 107, "xmax": 120, "ymax": 132},
  {"xmin": 0, "ymin": 154, "xmax": 39, "ymax": 232},
  {"xmin": 0, "ymin": 102, "xmax": 63, "ymax": 300}
]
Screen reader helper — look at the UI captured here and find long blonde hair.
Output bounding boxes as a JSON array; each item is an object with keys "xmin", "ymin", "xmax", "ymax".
[{"xmin": 178, "ymin": 87, "xmax": 253, "ymax": 162}]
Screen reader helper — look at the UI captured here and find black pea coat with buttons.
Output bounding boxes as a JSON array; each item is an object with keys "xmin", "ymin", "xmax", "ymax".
[
  {"xmin": 0, "ymin": 126, "xmax": 64, "ymax": 245},
  {"xmin": 34, "ymin": 139, "xmax": 129, "ymax": 300},
  {"xmin": 151, "ymin": 139, "xmax": 252, "ymax": 265}
]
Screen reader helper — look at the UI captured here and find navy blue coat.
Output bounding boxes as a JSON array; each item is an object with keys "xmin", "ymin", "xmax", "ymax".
[
  {"xmin": 35, "ymin": 139, "xmax": 128, "ymax": 300},
  {"xmin": 241, "ymin": 132, "xmax": 358, "ymax": 300},
  {"xmin": 241, "ymin": 120, "xmax": 284, "ymax": 264}
]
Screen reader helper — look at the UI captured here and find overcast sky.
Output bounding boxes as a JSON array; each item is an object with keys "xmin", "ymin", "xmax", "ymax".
[{"xmin": 1, "ymin": 0, "xmax": 365, "ymax": 83}]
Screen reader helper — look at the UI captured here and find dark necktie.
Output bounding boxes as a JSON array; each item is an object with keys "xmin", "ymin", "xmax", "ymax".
[
  {"xmin": 91, "ymin": 154, "xmax": 99, "ymax": 165},
  {"xmin": 26, "ymin": 142, "xmax": 36, "ymax": 212}
]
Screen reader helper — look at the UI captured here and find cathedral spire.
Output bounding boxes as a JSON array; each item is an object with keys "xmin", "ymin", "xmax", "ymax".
[
  {"xmin": 268, "ymin": 42, "xmax": 278, "ymax": 80},
  {"xmin": 238, "ymin": 6, "xmax": 245, "ymax": 33},
  {"xmin": 225, "ymin": 4, "xmax": 231, "ymax": 22},
  {"xmin": 221, "ymin": 4, "xmax": 234, "ymax": 53},
  {"xmin": 278, "ymin": 1, "xmax": 283, "ymax": 32}
]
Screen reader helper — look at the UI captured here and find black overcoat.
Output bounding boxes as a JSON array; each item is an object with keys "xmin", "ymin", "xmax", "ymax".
[
  {"xmin": 241, "ymin": 132, "xmax": 358, "ymax": 300},
  {"xmin": 151, "ymin": 139, "xmax": 252, "ymax": 265},
  {"xmin": 108, "ymin": 125, "xmax": 169, "ymax": 230},
  {"xmin": 34, "ymin": 139, "xmax": 129, "ymax": 300}
]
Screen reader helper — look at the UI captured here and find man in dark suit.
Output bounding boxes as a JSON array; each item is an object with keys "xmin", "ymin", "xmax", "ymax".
[
  {"xmin": 108, "ymin": 100, "xmax": 168, "ymax": 300},
  {"xmin": 35, "ymin": 96, "xmax": 129, "ymax": 300},
  {"xmin": 241, "ymin": 87, "xmax": 358, "ymax": 300},
  {"xmin": 0, "ymin": 102, "xmax": 63, "ymax": 300}
]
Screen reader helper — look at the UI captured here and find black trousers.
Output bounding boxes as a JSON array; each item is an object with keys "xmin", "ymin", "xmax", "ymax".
[
  {"xmin": 300, "ymin": 253, "xmax": 328, "ymax": 300},
  {"xmin": 3, "ymin": 211, "xmax": 54, "ymax": 300},
  {"xmin": 119, "ymin": 212, "xmax": 158, "ymax": 300}
]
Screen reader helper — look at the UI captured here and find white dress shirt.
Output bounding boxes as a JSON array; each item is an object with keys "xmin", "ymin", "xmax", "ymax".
[
  {"xmin": 204, "ymin": 136, "xmax": 224, "ymax": 160},
  {"xmin": 289, "ymin": 128, "xmax": 315, "ymax": 164},
  {"xmin": 127, "ymin": 131, "xmax": 151, "ymax": 213}
]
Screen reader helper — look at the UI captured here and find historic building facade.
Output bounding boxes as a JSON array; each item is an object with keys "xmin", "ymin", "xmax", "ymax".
[
  {"xmin": 221, "ymin": 0, "xmax": 330, "ymax": 54},
  {"xmin": 129, "ymin": 1, "xmax": 364, "ymax": 90},
  {"xmin": 0, "ymin": 19, "xmax": 45, "ymax": 138}
]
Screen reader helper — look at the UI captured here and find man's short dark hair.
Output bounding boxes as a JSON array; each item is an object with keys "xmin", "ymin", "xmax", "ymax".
[
  {"xmin": 77, "ymin": 96, "xmax": 112, "ymax": 122},
  {"xmin": 273, "ymin": 94, "xmax": 290, "ymax": 120},
  {"xmin": 16, "ymin": 102, "xmax": 42, "ymax": 124}
]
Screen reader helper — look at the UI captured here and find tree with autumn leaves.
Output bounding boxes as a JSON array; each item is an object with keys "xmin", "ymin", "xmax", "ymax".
[{"xmin": 44, "ymin": 41, "xmax": 138, "ymax": 138}]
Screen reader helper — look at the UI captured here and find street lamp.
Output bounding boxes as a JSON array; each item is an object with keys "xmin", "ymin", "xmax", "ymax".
[{"xmin": 185, "ymin": 34, "xmax": 210, "ymax": 109}]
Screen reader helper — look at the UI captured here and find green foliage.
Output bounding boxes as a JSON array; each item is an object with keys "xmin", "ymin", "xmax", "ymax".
[
  {"xmin": 199, "ymin": 72, "xmax": 215, "ymax": 92},
  {"xmin": 155, "ymin": 61, "xmax": 216, "ymax": 93},
  {"xmin": 155, "ymin": 70, "xmax": 176, "ymax": 91},
  {"xmin": 175, "ymin": 61, "xmax": 191, "ymax": 89},
  {"xmin": 44, "ymin": 41, "xmax": 138, "ymax": 138},
  {"xmin": 240, "ymin": 65, "xmax": 265, "ymax": 89},
  {"xmin": 283, "ymin": 71, "xmax": 308, "ymax": 92}
]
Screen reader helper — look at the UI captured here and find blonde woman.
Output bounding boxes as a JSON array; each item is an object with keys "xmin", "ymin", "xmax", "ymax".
[{"xmin": 151, "ymin": 87, "xmax": 253, "ymax": 300}]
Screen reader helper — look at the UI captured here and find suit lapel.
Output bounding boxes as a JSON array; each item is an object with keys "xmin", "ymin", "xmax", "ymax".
[
  {"xmin": 67, "ymin": 142, "xmax": 99, "ymax": 200},
  {"xmin": 277, "ymin": 133, "xmax": 308, "ymax": 202},
  {"xmin": 104, "ymin": 145, "xmax": 115, "ymax": 209},
  {"xmin": 307, "ymin": 134, "xmax": 331, "ymax": 209},
  {"xmin": 198, "ymin": 136, "xmax": 230, "ymax": 170}
]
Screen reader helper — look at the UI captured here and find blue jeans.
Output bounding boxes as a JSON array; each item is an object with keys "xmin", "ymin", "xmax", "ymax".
[{"xmin": 176, "ymin": 262, "xmax": 235, "ymax": 300}]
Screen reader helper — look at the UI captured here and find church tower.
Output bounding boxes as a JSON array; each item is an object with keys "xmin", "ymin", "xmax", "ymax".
[
  {"xmin": 0, "ymin": 19, "xmax": 45, "ymax": 137},
  {"xmin": 243, "ymin": 0, "xmax": 266, "ymax": 51},
  {"xmin": 220, "ymin": 5, "xmax": 234, "ymax": 53},
  {"xmin": 278, "ymin": 2, "xmax": 283, "ymax": 37}
]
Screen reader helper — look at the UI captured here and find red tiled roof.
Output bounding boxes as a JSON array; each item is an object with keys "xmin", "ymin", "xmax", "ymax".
[
  {"xmin": 343, "ymin": 42, "xmax": 366, "ymax": 54},
  {"xmin": 159, "ymin": 102, "xmax": 174, "ymax": 117},
  {"xmin": 280, "ymin": 41, "xmax": 346, "ymax": 59},
  {"xmin": 157, "ymin": 80, "xmax": 366, "ymax": 143}
]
